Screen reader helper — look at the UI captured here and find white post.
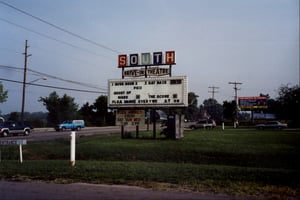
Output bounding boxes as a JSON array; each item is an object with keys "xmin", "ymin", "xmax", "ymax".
[
  {"xmin": 70, "ymin": 131, "xmax": 76, "ymax": 167},
  {"xmin": 222, "ymin": 122, "xmax": 225, "ymax": 131},
  {"xmin": 19, "ymin": 144, "xmax": 23, "ymax": 163}
]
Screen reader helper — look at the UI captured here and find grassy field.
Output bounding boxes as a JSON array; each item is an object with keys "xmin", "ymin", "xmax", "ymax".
[{"xmin": 0, "ymin": 127, "xmax": 299, "ymax": 199}]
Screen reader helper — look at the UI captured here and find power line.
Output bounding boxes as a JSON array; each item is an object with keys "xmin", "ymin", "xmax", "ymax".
[
  {"xmin": 0, "ymin": 18, "xmax": 114, "ymax": 60},
  {"xmin": 0, "ymin": 1, "xmax": 121, "ymax": 54},
  {"xmin": 27, "ymin": 68, "xmax": 107, "ymax": 91},
  {"xmin": 0, "ymin": 65, "xmax": 107, "ymax": 91},
  {"xmin": 0, "ymin": 77, "xmax": 107, "ymax": 94}
]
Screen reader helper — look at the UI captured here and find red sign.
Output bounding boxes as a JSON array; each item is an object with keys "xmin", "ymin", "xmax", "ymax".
[
  {"xmin": 118, "ymin": 54, "xmax": 127, "ymax": 67},
  {"xmin": 165, "ymin": 51, "xmax": 175, "ymax": 64},
  {"xmin": 238, "ymin": 96, "xmax": 268, "ymax": 109}
]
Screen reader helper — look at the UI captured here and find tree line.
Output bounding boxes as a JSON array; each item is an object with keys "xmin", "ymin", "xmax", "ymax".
[
  {"xmin": 1, "ymin": 82, "xmax": 299, "ymax": 128},
  {"xmin": 183, "ymin": 84, "xmax": 299, "ymax": 127}
]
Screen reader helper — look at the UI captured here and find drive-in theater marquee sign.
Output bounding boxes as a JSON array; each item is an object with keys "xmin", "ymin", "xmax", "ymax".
[
  {"xmin": 109, "ymin": 51, "xmax": 188, "ymax": 108},
  {"xmin": 109, "ymin": 50, "xmax": 187, "ymax": 139}
]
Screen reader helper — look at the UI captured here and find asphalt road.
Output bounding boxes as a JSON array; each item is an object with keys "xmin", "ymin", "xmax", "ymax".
[
  {"xmin": 0, "ymin": 181, "xmax": 254, "ymax": 200},
  {"xmin": 0, "ymin": 126, "xmax": 146, "ymax": 142}
]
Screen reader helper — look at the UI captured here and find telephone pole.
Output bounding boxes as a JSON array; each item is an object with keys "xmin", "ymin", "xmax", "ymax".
[
  {"xmin": 21, "ymin": 40, "xmax": 31, "ymax": 123},
  {"xmin": 228, "ymin": 81, "xmax": 242, "ymax": 127},
  {"xmin": 208, "ymin": 86, "xmax": 219, "ymax": 99}
]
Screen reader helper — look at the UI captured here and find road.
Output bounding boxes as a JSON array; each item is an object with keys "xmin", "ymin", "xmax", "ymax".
[
  {"xmin": 0, "ymin": 126, "xmax": 148, "ymax": 142},
  {"xmin": 0, "ymin": 181, "xmax": 254, "ymax": 200}
]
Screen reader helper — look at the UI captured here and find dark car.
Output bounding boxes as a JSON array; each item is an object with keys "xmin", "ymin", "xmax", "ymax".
[
  {"xmin": 0, "ymin": 121, "xmax": 32, "ymax": 137},
  {"xmin": 255, "ymin": 121, "xmax": 287, "ymax": 130}
]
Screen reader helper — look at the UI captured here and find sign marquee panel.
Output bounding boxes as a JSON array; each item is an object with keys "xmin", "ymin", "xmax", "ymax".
[{"xmin": 108, "ymin": 76, "xmax": 188, "ymax": 108}]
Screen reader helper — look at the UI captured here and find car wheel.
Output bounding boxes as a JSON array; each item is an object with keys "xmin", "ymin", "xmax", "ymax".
[
  {"xmin": 2, "ymin": 131, "xmax": 8, "ymax": 137},
  {"xmin": 76, "ymin": 126, "xmax": 81, "ymax": 131},
  {"xmin": 61, "ymin": 127, "xmax": 66, "ymax": 131},
  {"xmin": 24, "ymin": 130, "xmax": 30, "ymax": 136}
]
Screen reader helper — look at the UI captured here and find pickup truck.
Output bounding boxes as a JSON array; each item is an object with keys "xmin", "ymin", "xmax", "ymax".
[
  {"xmin": 0, "ymin": 121, "xmax": 32, "ymax": 137},
  {"xmin": 54, "ymin": 120, "xmax": 85, "ymax": 131}
]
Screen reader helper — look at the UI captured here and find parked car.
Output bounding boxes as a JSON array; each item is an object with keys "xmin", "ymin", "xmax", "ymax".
[
  {"xmin": 54, "ymin": 120, "xmax": 85, "ymax": 131},
  {"xmin": 187, "ymin": 119, "xmax": 216, "ymax": 129},
  {"xmin": 255, "ymin": 121, "xmax": 287, "ymax": 130},
  {"xmin": 0, "ymin": 121, "xmax": 32, "ymax": 137}
]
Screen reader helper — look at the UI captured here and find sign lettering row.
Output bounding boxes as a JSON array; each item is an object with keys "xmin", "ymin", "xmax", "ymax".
[{"xmin": 118, "ymin": 51, "xmax": 175, "ymax": 68}]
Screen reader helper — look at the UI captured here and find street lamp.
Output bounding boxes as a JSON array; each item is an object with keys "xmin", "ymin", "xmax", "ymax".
[
  {"xmin": 20, "ymin": 77, "xmax": 47, "ymax": 123},
  {"xmin": 27, "ymin": 77, "xmax": 47, "ymax": 86}
]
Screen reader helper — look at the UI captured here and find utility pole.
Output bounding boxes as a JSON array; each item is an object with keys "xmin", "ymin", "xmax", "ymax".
[
  {"xmin": 208, "ymin": 86, "xmax": 219, "ymax": 99},
  {"xmin": 228, "ymin": 81, "xmax": 242, "ymax": 127},
  {"xmin": 21, "ymin": 40, "xmax": 31, "ymax": 123}
]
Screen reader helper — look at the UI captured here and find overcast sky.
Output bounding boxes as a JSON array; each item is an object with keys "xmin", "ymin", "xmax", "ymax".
[{"xmin": 0, "ymin": 0, "xmax": 299, "ymax": 115}]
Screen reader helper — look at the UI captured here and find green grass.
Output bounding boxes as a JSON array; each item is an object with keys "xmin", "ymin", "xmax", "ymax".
[{"xmin": 0, "ymin": 128, "xmax": 299, "ymax": 198}]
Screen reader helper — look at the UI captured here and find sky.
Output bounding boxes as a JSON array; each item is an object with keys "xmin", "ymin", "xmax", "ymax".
[{"xmin": 0, "ymin": 0, "xmax": 299, "ymax": 115}]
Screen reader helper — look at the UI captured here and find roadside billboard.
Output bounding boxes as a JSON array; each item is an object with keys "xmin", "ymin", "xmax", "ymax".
[{"xmin": 238, "ymin": 96, "xmax": 268, "ymax": 110}]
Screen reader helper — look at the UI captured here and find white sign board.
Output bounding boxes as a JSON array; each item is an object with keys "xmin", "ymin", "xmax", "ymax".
[
  {"xmin": 108, "ymin": 76, "xmax": 188, "ymax": 108},
  {"xmin": 0, "ymin": 140, "xmax": 27, "ymax": 145},
  {"xmin": 116, "ymin": 110, "xmax": 145, "ymax": 126}
]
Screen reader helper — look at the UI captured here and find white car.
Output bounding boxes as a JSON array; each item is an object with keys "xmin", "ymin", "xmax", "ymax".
[
  {"xmin": 255, "ymin": 121, "xmax": 287, "ymax": 130},
  {"xmin": 188, "ymin": 119, "xmax": 216, "ymax": 129}
]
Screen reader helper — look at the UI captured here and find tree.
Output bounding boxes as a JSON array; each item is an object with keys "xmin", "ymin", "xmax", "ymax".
[
  {"xmin": 223, "ymin": 100, "xmax": 236, "ymax": 121},
  {"xmin": 183, "ymin": 92, "xmax": 199, "ymax": 121},
  {"xmin": 7, "ymin": 112, "xmax": 19, "ymax": 121},
  {"xmin": 0, "ymin": 82, "xmax": 8, "ymax": 114},
  {"xmin": 39, "ymin": 91, "xmax": 78, "ymax": 126},
  {"xmin": 0, "ymin": 82, "xmax": 8, "ymax": 103},
  {"xmin": 78, "ymin": 96, "xmax": 115, "ymax": 126},
  {"xmin": 93, "ymin": 95, "xmax": 108, "ymax": 126},
  {"xmin": 198, "ymin": 98, "xmax": 223, "ymax": 121},
  {"xmin": 200, "ymin": 98, "xmax": 223, "ymax": 121},
  {"xmin": 78, "ymin": 102, "xmax": 95, "ymax": 126},
  {"xmin": 275, "ymin": 84, "xmax": 300, "ymax": 127}
]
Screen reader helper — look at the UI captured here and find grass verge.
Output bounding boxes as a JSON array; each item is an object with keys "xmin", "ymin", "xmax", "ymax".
[{"xmin": 0, "ymin": 128, "xmax": 299, "ymax": 199}]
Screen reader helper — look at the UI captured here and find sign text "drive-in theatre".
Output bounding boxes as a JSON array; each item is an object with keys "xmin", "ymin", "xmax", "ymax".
[{"xmin": 118, "ymin": 51, "xmax": 175, "ymax": 67}]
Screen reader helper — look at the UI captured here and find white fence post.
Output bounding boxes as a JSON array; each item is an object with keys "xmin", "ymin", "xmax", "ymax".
[
  {"xmin": 70, "ymin": 131, "xmax": 76, "ymax": 167},
  {"xmin": 19, "ymin": 144, "xmax": 23, "ymax": 163}
]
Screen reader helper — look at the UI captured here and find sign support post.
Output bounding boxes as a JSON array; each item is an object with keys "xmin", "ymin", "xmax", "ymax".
[{"xmin": 0, "ymin": 140, "xmax": 27, "ymax": 163}]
